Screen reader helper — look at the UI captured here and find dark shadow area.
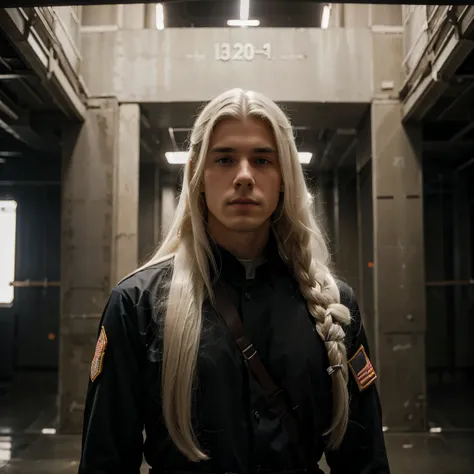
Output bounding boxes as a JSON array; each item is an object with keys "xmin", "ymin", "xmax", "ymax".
[{"xmin": 423, "ymin": 159, "xmax": 474, "ymax": 434}]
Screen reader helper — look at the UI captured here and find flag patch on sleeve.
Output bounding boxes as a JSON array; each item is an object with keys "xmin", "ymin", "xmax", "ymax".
[
  {"xmin": 90, "ymin": 326, "xmax": 108, "ymax": 382},
  {"xmin": 348, "ymin": 345, "xmax": 377, "ymax": 391}
]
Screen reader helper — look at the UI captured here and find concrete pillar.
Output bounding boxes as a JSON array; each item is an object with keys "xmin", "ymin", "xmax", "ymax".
[
  {"xmin": 334, "ymin": 170, "xmax": 360, "ymax": 292},
  {"xmin": 160, "ymin": 175, "xmax": 177, "ymax": 239},
  {"xmin": 370, "ymin": 103, "xmax": 425, "ymax": 431},
  {"xmin": 355, "ymin": 14, "xmax": 427, "ymax": 431},
  {"xmin": 311, "ymin": 172, "xmax": 335, "ymax": 256},
  {"xmin": 145, "ymin": 3, "xmax": 156, "ymax": 29},
  {"xmin": 342, "ymin": 4, "xmax": 369, "ymax": 28},
  {"xmin": 357, "ymin": 103, "xmax": 426, "ymax": 431},
  {"xmin": 59, "ymin": 98, "xmax": 140, "ymax": 432},
  {"xmin": 356, "ymin": 115, "xmax": 375, "ymax": 352},
  {"xmin": 139, "ymin": 162, "xmax": 161, "ymax": 263},
  {"xmin": 111, "ymin": 103, "xmax": 140, "ymax": 285},
  {"xmin": 81, "ymin": 5, "xmax": 119, "ymax": 26},
  {"xmin": 82, "ymin": 4, "xmax": 146, "ymax": 28},
  {"xmin": 369, "ymin": 4, "xmax": 402, "ymax": 27},
  {"xmin": 122, "ymin": 4, "xmax": 146, "ymax": 29}
]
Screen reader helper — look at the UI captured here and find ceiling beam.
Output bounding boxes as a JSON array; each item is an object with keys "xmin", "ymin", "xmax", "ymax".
[{"xmin": 0, "ymin": 111, "xmax": 60, "ymax": 152}]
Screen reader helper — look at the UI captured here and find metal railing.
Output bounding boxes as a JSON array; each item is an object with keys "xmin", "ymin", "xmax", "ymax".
[
  {"xmin": 34, "ymin": 6, "xmax": 82, "ymax": 77},
  {"xmin": 9, "ymin": 6, "xmax": 84, "ymax": 101},
  {"xmin": 400, "ymin": 5, "xmax": 471, "ymax": 102},
  {"xmin": 49, "ymin": 6, "xmax": 82, "ymax": 75}
]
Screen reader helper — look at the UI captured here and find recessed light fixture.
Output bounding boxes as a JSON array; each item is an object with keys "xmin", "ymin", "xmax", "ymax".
[
  {"xmin": 321, "ymin": 4, "xmax": 331, "ymax": 29},
  {"xmin": 228, "ymin": 0, "xmax": 259, "ymax": 27},
  {"xmin": 155, "ymin": 3, "xmax": 164, "ymax": 30}
]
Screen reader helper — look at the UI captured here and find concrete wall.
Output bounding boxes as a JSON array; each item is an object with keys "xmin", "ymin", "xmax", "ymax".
[
  {"xmin": 81, "ymin": 4, "xmax": 147, "ymax": 28},
  {"xmin": 59, "ymin": 98, "xmax": 140, "ymax": 432},
  {"xmin": 80, "ymin": 28, "xmax": 373, "ymax": 103},
  {"xmin": 330, "ymin": 4, "xmax": 402, "ymax": 29}
]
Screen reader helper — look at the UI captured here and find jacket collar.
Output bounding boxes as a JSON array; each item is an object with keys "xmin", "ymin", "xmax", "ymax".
[{"xmin": 208, "ymin": 231, "xmax": 287, "ymax": 284}]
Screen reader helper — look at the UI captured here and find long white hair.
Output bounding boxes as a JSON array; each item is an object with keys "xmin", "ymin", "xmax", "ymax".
[{"xmin": 139, "ymin": 89, "xmax": 351, "ymax": 460}]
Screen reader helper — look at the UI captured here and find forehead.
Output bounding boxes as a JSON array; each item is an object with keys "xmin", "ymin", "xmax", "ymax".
[{"xmin": 209, "ymin": 117, "xmax": 276, "ymax": 149}]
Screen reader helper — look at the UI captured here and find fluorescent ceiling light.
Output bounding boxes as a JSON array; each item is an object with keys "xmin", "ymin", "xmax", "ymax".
[
  {"xmin": 41, "ymin": 428, "xmax": 56, "ymax": 435},
  {"xmin": 240, "ymin": 0, "xmax": 250, "ymax": 21},
  {"xmin": 165, "ymin": 151, "xmax": 313, "ymax": 165},
  {"xmin": 321, "ymin": 4, "xmax": 331, "ymax": 29},
  {"xmin": 156, "ymin": 3, "xmax": 164, "ymax": 30},
  {"xmin": 298, "ymin": 152, "xmax": 313, "ymax": 164},
  {"xmin": 227, "ymin": 19, "xmax": 260, "ymax": 27},
  {"xmin": 228, "ymin": 0, "xmax": 258, "ymax": 27},
  {"xmin": 165, "ymin": 151, "xmax": 189, "ymax": 164}
]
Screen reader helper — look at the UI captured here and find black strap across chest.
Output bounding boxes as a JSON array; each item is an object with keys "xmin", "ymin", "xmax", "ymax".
[{"xmin": 212, "ymin": 282, "xmax": 300, "ymax": 448}]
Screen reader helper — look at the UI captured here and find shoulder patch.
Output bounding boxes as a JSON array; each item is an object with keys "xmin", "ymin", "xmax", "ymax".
[
  {"xmin": 348, "ymin": 345, "xmax": 377, "ymax": 391},
  {"xmin": 90, "ymin": 326, "xmax": 108, "ymax": 382}
]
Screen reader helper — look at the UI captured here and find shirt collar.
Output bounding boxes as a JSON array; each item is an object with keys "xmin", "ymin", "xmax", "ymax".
[{"xmin": 208, "ymin": 232, "xmax": 287, "ymax": 284}]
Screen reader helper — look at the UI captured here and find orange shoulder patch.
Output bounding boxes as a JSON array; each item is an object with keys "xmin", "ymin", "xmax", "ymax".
[
  {"xmin": 90, "ymin": 326, "xmax": 108, "ymax": 382},
  {"xmin": 348, "ymin": 345, "xmax": 377, "ymax": 391}
]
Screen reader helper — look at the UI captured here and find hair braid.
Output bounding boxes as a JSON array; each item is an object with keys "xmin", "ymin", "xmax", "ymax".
[{"xmin": 283, "ymin": 231, "xmax": 351, "ymax": 448}]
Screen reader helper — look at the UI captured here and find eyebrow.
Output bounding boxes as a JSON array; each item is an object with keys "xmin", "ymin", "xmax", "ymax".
[{"xmin": 210, "ymin": 146, "xmax": 276, "ymax": 153}]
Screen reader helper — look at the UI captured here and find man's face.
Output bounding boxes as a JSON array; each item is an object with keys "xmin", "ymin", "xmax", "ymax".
[{"xmin": 202, "ymin": 117, "xmax": 282, "ymax": 234}]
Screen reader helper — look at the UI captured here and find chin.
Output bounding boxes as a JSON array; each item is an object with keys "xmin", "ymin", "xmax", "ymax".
[{"xmin": 224, "ymin": 216, "xmax": 268, "ymax": 232}]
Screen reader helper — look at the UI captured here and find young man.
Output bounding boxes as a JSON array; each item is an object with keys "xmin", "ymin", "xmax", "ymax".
[{"xmin": 79, "ymin": 89, "xmax": 390, "ymax": 474}]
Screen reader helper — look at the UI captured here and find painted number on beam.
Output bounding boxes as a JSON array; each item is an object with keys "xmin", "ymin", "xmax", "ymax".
[{"xmin": 215, "ymin": 43, "xmax": 271, "ymax": 61}]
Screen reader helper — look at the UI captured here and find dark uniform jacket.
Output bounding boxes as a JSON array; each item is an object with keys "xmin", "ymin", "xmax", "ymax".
[{"xmin": 79, "ymin": 237, "xmax": 390, "ymax": 474}]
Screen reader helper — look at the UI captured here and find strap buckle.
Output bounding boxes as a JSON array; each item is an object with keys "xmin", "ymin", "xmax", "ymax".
[
  {"xmin": 327, "ymin": 364, "xmax": 343, "ymax": 376},
  {"xmin": 242, "ymin": 343, "xmax": 257, "ymax": 360}
]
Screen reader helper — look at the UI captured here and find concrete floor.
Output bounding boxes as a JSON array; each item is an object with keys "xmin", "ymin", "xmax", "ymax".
[{"xmin": 0, "ymin": 372, "xmax": 473, "ymax": 474}]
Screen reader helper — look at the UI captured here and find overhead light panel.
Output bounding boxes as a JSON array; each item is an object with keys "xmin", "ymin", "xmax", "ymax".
[
  {"xmin": 321, "ymin": 4, "xmax": 331, "ymax": 29},
  {"xmin": 298, "ymin": 152, "xmax": 313, "ymax": 164},
  {"xmin": 227, "ymin": 19, "xmax": 260, "ymax": 27},
  {"xmin": 165, "ymin": 151, "xmax": 313, "ymax": 165},
  {"xmin": 156, "ymin": 3, "xmax": 164, "ymax": 30},
  {"xmin": 240, "ymin": 0, "xmax": 249, "ymax": 21},
  {"xmin": 228, "ymin": 0, "xmax": 259, "ymax": 27},
  {"xmin": 165, "ymin": 151, "xmax": 189, "ymax": 164}
]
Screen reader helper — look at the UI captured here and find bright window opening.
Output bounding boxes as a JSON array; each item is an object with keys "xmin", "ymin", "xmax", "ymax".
[{"xmin": 0, "ymin": 200, "xmax": 17, "ymax": 305}]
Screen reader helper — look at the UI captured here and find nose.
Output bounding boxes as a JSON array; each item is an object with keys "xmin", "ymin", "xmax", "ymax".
[{"xmin": 233, "ymin": 160, "xmax": 255, "ymax": 188}]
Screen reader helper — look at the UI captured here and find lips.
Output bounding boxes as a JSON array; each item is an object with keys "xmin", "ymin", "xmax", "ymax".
[{"xmin": 229, "ymin": 199, "xmax": 258, "ymax": 205}]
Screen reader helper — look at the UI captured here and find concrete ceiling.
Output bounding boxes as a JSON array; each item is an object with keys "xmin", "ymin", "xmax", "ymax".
[
  {"xmin": 0, "ymin": 28, "xmax": 63, "ymax": 161},
  {"xmin": 7, "ymin": 1, "xmax": 326, "ymax": 13},
  {"xmin": 161, "ymin": 1, "xmax": 324, "ymax": 28}
]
